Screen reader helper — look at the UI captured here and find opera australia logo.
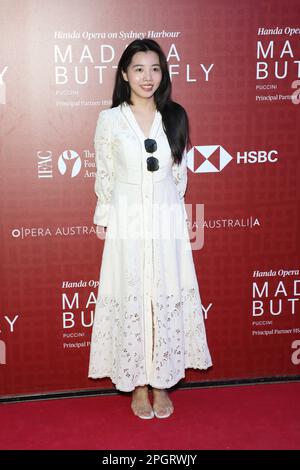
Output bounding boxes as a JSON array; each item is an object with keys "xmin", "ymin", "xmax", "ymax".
[
  {"xmin": 58, "ymin": 150, "xmax": 82, "ymax": 178},
  {"xmin": 187, "ymin": 145, "xmax": 233, "ymax": 173}
]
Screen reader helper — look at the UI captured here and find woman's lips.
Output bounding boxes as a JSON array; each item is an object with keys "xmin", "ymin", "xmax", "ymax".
[{"xmin": 141, "ymin": 85, "xmax": 153, "ymax": 91}]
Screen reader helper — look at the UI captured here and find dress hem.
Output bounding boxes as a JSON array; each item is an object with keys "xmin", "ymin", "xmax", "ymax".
[{"xmin": 88, "ymin": 362, "xmax": 213, "ymax": 393}]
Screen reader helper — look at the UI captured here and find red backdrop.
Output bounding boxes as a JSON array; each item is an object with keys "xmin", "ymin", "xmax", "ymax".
[{"xmin": 1, "ymin": 0, "xmax": 300, "ymax": 398}]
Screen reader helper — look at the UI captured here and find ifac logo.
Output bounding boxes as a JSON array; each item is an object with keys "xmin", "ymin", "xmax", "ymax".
[
  {"xmin": 58, "ymin": 150, "xmax": 82, "ymax": 178},
  {"xmin": 187, "ymin": 145, "xmax": 233, "ymax": 173}
]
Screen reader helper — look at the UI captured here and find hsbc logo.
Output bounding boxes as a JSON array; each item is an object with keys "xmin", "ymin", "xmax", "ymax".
[
  {"xmin": 187, "ymin": 146, "xmax": 279, "ymax": 173},
  {"xmin": 187, "ymin": 145, "xmax": 233, "ymax": 173}
]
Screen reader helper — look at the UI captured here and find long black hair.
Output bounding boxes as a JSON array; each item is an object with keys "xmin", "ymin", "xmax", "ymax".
[{"xmin": 111, "ymin": 39, "xmax": 190, "ymax": 165}]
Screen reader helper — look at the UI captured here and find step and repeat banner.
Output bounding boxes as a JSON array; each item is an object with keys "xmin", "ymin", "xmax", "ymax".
[{"xmin": 1, "ymin": 0, "xmax": 300, "ymax": 398}]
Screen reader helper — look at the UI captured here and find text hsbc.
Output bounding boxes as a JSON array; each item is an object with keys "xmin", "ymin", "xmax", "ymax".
[{"xmin": 237, "ymin": 150, "xmax": 278, "ymax": 164}]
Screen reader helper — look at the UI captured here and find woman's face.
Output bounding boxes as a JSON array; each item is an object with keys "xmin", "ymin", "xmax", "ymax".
[{"xmin": 122, "ymin": 50, "xmax": 163, "ymax": 103}]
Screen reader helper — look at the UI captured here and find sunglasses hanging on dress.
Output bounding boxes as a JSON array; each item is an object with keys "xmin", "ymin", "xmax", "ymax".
[{"xmin": 144, "ymin": 138, "xmax": 159, "ymax": 172}]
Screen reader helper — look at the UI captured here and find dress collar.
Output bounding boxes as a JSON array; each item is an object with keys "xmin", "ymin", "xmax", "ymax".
[{"xmin": 120, "ymin": 101, "xmax": 162, "ymax": 143}]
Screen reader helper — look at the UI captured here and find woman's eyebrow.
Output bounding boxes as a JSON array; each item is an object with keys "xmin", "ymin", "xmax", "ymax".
[{"xmin": 132, "ymin": 63, "xmax": 161, "ymax": 67}]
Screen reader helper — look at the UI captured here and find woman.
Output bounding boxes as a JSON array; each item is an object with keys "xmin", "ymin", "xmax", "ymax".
[{"xmin": 88, "ymin": 39, "xmax": 212, "ymax": 419}]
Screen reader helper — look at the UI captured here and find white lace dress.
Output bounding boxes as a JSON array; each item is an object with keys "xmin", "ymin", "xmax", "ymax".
[{"xmin": 88, "ymin": 102, "xmax": 212, "ymax": 392}]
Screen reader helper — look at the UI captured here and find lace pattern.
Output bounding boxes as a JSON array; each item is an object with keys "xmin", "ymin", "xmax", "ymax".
[
  {"xmin": 171, "ymin": 147, "xmax": 188, "ymax": 199},
  {"xmin": 93, "ymin": 110, "xmax": 115, "ymax": 227},
  {"xmin": 89, "ymin": 107, "xmax": 212, "ymax": 392},
  {"xmin": 93, "ymin": 109, "xmax": 188, "ymax": 226},
  {"xmin": 88, "ymin": 285, "xmax": 212, "ymax": 392}
]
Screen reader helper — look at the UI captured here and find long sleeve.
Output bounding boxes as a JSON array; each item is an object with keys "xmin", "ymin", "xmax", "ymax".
[
  {"xmin": 171, "ymin": 146, "xmax": 188, "ymax": 199},
  {"xmin": 93, "ymin": 110, "xmax": 115, "ymax": 227}
]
